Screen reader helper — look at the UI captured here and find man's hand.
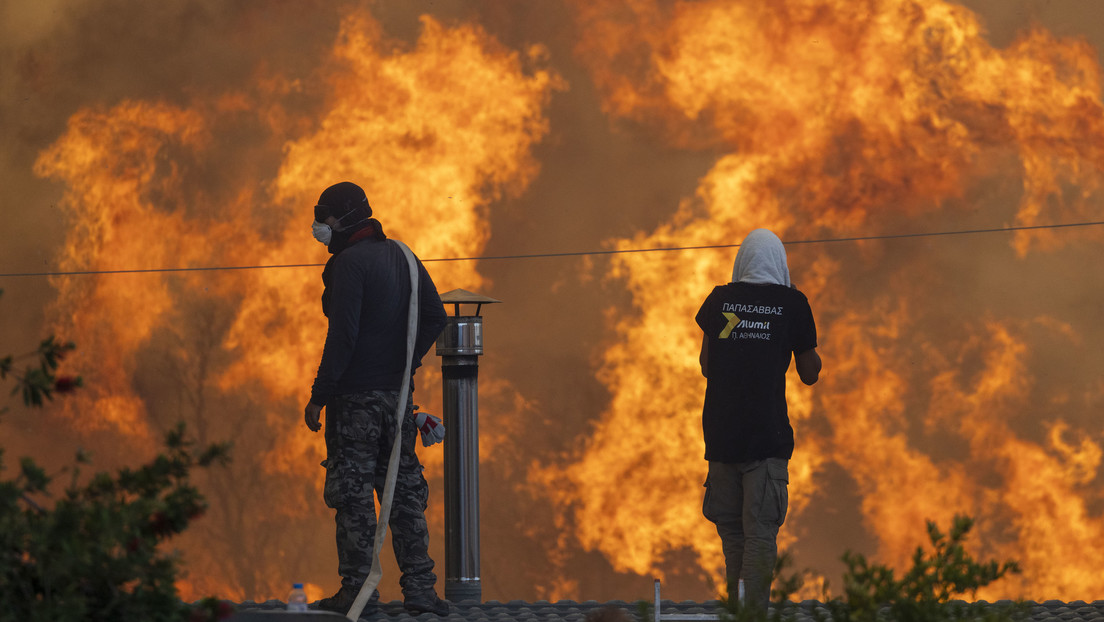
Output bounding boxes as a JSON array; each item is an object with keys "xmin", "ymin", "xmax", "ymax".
[
  {"xmin": 795, "ymin": 348, "xmax": 821, "ymax": 386},
  {"xmin": 304, "ymin": 401, "xmax": 324, "ymax": 432},
  {"xmin": 414, "ymin": 410, "xmax": 445, "ymax": 446}
]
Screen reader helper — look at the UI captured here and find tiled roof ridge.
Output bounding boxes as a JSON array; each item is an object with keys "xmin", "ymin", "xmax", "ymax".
[{"xmin": 227, "ymin": 597, "xmax": 1104, "ymax": 622}]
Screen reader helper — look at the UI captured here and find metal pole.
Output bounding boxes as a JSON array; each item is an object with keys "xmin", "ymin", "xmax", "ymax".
[
  {"xmin": 437, "ymin": 314, "xmax": 483, "ymax": 603},
  {"xmin": 442, "ymin": 350, "xmax": 480, "ymax": 601},
  {"xmin": 435, "ymin": 289, "xmax": 499, "ymax": 604}
]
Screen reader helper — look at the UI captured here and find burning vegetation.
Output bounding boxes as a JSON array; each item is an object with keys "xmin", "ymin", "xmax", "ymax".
[{"xmin": 3, "ymin": 0, "xmax": 1103, "ymax": 604}]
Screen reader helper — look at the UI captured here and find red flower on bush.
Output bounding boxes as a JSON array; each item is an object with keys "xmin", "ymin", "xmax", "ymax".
[
  {"xmin": 53, "ymin": 375, "xmax": 82, "ymax": 393},
  {"xmin": 149, "ymin": 511, "xmax": 174, "ymax": 537},
  {"xmin": 188, "ymin": 598, "xmax": 236, "ymax": 622},
  {"xmin": 217, "ymin": 601, "xmax": 235, "ymax": 619}
]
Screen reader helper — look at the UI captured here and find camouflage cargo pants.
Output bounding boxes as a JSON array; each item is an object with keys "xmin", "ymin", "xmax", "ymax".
[{"xmin": 323, "ymin": 389, "xmax": 437, "ymax": 599}]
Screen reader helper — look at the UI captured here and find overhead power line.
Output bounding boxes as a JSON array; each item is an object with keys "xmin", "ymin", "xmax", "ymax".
[{"xmin": 1, "ymin": 220, "xmax": 1102, "ymax": 278}]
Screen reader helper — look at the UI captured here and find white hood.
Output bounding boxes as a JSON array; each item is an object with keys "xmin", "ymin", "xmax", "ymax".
[{"xmin": 731, "ymin": 228, "xmax": 791, "ymax": 286}]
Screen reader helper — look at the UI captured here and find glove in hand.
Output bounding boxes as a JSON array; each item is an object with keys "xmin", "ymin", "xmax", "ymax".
[{"xmin": 413, "ymin": 409, "xmax": 445, "ymax": 447}]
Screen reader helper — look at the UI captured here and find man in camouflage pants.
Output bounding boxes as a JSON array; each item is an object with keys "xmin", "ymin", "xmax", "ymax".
[
  {"xmin": 321, "ymin": 391, "xmax": 439, "ymax": 612},
  {"xmin": 303, "ymin": 182, "xmax": 448, "ymax": 617}
]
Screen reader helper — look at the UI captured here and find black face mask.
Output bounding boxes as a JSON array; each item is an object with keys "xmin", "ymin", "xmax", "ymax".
[
  {"xmin": 326, "ymin": 227, "xmax": 355, "ymax": 255},
  {"xmin": 320, "ymin": 207, "xmax": 370, "ymax": 254}
]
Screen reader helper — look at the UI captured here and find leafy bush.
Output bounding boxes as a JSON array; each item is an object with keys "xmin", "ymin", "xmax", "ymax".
[
  {"xmin": 0, "ymin": 424, "xmax": 232, "ymax": 622},
  {"xmin": 0, "ymin": 335, "xmax": 79, "ymax": 410},
  {"xmin": 719, "ymin": 515, "xmax": 1021, "ymax": 622},
  {"xmin": 832, "ymin": 515, "xmax": 1021, "ymax": 622},
  {"xmin": 1, "ymin": 288, "xmax": 234, "ymax": 622}
]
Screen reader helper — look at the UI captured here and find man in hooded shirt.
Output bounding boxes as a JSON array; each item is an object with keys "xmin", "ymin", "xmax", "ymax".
[
  {"xmin": 303, "ymin": 181, "xmax": 449, "ymax": 617},
  {"xmin": 695, "ymin": 228, "xmax": 822, "ymax": 611}
]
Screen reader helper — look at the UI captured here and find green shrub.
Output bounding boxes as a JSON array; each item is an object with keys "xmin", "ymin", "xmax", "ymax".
[
  {"xmin": 1, "ymin": 288, "xmax": 234, "ymax": 621},
  {"xmin": 0, "ymin": 424, "xmax": 233, "ymax": 622},
  {"xmin": 832, "ymin": 515, "xmax": 1021, "ymax": 622},
  {"xmin": 719, "ymin": 515, "xmax": 1021, "ymax": 622}
]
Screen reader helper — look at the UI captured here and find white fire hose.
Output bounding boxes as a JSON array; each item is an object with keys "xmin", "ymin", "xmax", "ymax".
[{"xmin": 346, "ymin": 239, "xmax": 420, "ymax": 622}]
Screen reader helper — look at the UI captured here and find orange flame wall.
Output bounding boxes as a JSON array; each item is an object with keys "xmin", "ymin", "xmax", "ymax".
[
  {"xmin": 539, "ymin": 0, "xmax": 1104, "ymax": 601},
  {"xmin": 31, "ymin": 7, "xmax": 559, "ymax": 600},
  {"xmin": 10, "ymin": 0, "xmax": 1104, "ymax": 605},
  {"xmin": 36, "ymin": 10, "xmax": 558, "ymax": 436}
]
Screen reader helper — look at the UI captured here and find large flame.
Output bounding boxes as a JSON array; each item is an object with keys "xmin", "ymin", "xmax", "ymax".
[
  {"xmin": 33, "ymin": 8, "xmax": 558, "ymax": 600},
  {"xmin": 19, "ymin": 0, "xmax": 1104, "ymax": 605},
  {"xmin": 34, "ymin": 101, "xmax": 215, "ymax": 438},
  {"xmin": 537, "ymin": 0, "xmax": 1104, "ymax": 601}
]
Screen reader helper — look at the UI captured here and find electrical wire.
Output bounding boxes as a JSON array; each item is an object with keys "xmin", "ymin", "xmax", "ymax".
[{"xmin": 1, "ymin": 220, "xmax": 1102, "ymax": 278}]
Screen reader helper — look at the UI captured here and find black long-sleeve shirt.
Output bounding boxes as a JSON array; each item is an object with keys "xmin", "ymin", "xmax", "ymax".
[{"xmin": 310, "ymin": 238, "xmax": 447, "ymax": 405}]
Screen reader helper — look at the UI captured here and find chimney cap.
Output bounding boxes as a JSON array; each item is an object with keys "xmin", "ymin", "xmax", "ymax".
[
  {"xmin": 439, "ymin": 288, "xmax": 501, "ymax": 317},
  {"xmin": 440, "ymin": 288, "xmax": 501, "ymax": 305}
]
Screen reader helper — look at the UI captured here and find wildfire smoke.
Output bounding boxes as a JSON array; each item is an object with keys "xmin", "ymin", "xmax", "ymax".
[{"xmin": 2, "ymin": 0, "xmax": 1103, "ymax": 604}]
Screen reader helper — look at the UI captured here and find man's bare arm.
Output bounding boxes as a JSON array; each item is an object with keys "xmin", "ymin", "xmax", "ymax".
[
  {"xmin": 699, "ymin": 334, "xmax": 709, "ymax": 378},
  {"xmin": 795, "ymin": 348, "xmax": 821, "ymax": 385}
]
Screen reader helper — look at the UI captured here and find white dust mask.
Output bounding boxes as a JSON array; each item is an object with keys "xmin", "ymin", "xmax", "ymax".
[{"xmin": 312, "ymin": 221, "xmax": 332, "ymax": 246}]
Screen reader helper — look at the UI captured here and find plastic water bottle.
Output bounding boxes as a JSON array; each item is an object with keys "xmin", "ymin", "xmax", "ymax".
[{"xmin": 287, "ymin": 582, "xmax": 308, "ymax": 612}]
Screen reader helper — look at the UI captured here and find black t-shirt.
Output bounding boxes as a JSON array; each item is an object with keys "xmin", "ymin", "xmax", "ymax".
[{"xmin": 695, "ymin": 282, "xmax": 817, "ymax": 463}]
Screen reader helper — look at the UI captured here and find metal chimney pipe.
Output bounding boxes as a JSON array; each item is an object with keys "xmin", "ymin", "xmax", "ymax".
[{"xmin": 435, "ymin": 289, "xmax": 500, "ymax": 603}]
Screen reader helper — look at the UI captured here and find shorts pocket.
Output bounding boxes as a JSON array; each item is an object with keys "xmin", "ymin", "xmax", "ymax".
[
  {"xmin": 765, "ymin": 459, "xmax": 789, "ymax": 527},
  {"xmin": 702, "ymin": 478, "xmax": 717, "ymax": 523}
]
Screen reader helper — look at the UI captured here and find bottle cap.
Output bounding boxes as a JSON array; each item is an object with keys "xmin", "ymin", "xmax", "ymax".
[{"xmin": 293, "ymin": 582, "xmax": 304, "ymax": 589}]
